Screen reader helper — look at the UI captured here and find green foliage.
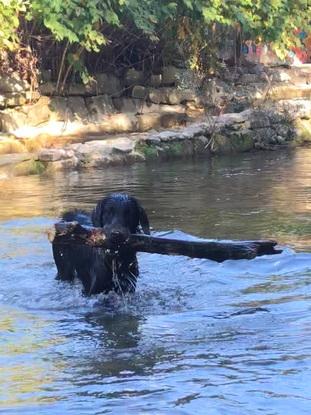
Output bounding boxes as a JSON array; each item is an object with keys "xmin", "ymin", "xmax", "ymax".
[
  {"xmin": 120, "ymin": 0, "xmax": 177, "ymax": 40},
  {"xmin": 155, "ymin": 0, "xmax": 311, "ymax": 70},
  {"xmin": 0, "ymin": 0, "xmax": 310, "ymax": 83},
  {"xmin": 228, "ymin": 0, "xmax": 311, "ymax": 59},
  {"xmin": 13, "ymin": 159, "xmax": 46, "ymax": 176},
  {"xmin": 0, "ymin": 0, "xmax": 26, "ymax": 50},
  {"xmin": 28, "ymin": 0, "xmax": 120, "ymax": 51},
  {"xmin": 136, "ymin": 142, "xmax": 159, "ymax": 159}
]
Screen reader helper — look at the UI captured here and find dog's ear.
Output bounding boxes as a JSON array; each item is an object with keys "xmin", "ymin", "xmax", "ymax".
[{"xmin": 138, "ymin": 205, "xmax": 150, "ymax": 235}]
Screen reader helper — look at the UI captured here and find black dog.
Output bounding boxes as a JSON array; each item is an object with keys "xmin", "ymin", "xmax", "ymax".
[{"xmin": 53, "ymin": 193, "xmax": 150, "ymax": 295}]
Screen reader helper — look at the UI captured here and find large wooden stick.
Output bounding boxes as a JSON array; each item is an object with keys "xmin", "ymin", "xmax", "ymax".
[
  {"xmin": 48, "ymin": 221, "xmax": 282, "ymax": 262},
  {"xmin": 128, "ymin": 234, "xmax": 282, "ymax": 261}
]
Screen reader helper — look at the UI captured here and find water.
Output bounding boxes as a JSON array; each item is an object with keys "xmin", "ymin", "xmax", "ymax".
[{"xmin": 0, "ymin": 148, "xmax": 311, "ymax": 414}]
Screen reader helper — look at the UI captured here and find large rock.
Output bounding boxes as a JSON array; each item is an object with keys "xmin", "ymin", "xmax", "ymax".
[
  {"xmin": 148, "ymin": 87, "xmax": 198, "ymax": 105},
  {"xmin": 0, "ymin": 74, "xmax": 30, "ymax": 93},
  {"xmin": 137, "ymin": 113, "xmax": 162, "ymax": 131},
  {"xmin": 67, "ymin": 82, "xmax": 97, "ymax": 96},
  {"xmin": 113, "ymin": 97, "xmax": 186, "ymax": 115},
  {"xmin": 132, "ymin": 85, "xmax": 148, "ymax": 99},
  {"xmin": 73, "ymin": 140, "xmax": 114, "ymax": 167},
  {"xmin": 113, "ymin": 97, "xmax": 143, "ymax": 113},
  {"xmin": 252, "ymin": 127, "xmax": 278, "ymax": 147},
  {"xmin": 268, "ymin": 85, "xmax": 311, "ymax": 100},
  {"xmin": 216, "ymin": 110, "xmax": 251, "ymax": 127},
  {"xmin": 0, "ymin": 90, "xmax": 40, "ymax": 109},
  {"xmin": 250, "ymin": 111, "xmax": 271, "ymax": 129},
  {"xmin": 111, "ymin": 137, "xmax": 135, "ymax": 154},
  {"xmin": 49, "ymin": 97, "xmax": 72, "ymax": 121},
  {"xmin": 154, "ymin": 131, "xmax": 181, "ymax": 142},
  {"xmin": 142, "ymin": 103, "xmax": 186, "ymax": 114},
  {"xmin": 25, "ymin": 96, "xmax": 53, "ymax": 126},
  {"xmin": 167, "ymin": 89, "xmax": 197, "ymax": 105},
  {"xmin": 0, "ymin": 109, "xmax": 27, "ymax": 132},
  {"xmin": 39, "ymin": 82, "xmax": 56, "ymax": 96},
  {"xmin": 37, "ymin": 148, "xmax": 68, "ymax": 162},
  {"xmin": 94, "ymin": 73, "xmax": 122, "ymax": 97},
  {"xmin": 40, "ymin": 81, "xmax": 97, "ymax": 98},
  {"xmin": 124, "ymin": 69, "xmax": 145, "ymax": 86},
  {"xmin": 161, "ymin": 66, "xmax": 183, "ymax": 86},
  {"xmin": 0, "ymin": 93, "xmax": 27, "ymax": 108},
  {"xmin": 85, "ymin": 113, "xmax": 138, "ymax": 134},
  {"xmin": 185, "ymin": 101, "xmax": 205, "ymax": 118},
  {"xmin": 85, "ymin": 95, "xmax": 115, "ymax": 121},
  {"xmin": 45, "ymin": 157, "xmax": 79, "ymax": 172},
  {"xmin": 161, "ymin": 112, "xmax": 187, "ymax": 129},
  {"xmin": 25, "ymin": 90, "xmax": 41, "ymax": 102},
  {"xmin": 0, "ymin": 136, "xmax": 27, "ymax": 154},
  {"xmin": 148, "ymin": 74, "xmax": 162, "ymax": 87},
  {"xmin": 266, "ymin": 66, "xmax": 311, "ymax": 84},
  {"xmin": 275, "ymin": 99, "xmax": 311, "ymax": 120},
  {"xmin": 67, "ymin": 97, "xmax": 89, "ymax": 121},
  {"xmin": 137, "ymin": 112, "xmax": 187, "ymax": 131},
  {"xmin": 270, "ymin": 71, "xmax": 291, "ymax": 83},
  {"xmin": 148, "ymin": 88, "xmax": 168, "ymax": 104},
  {"xmin": 212, "ymin": 131, "xmax": 254, "ymax": 153},
  {"xmin": 166, "ymin": 89, "xmax": 183, "ymax": 105},
  {"xmin": 107, "ymin": 114, "xmax": 138, "ymax": 133},
  {"xmin": 75, "ymin": 141, "xmax": 141, "ymax": 166}
]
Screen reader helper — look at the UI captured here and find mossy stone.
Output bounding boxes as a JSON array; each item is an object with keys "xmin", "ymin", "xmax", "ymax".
[{"xmin": 13, "ymin": 159, "xmax": 47, "ymax": 176}]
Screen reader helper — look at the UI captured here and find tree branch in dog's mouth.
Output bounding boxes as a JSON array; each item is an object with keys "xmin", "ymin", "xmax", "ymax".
[{"xmin": 49, "ymin": 221, "xmax": 282, "ymax": 262}]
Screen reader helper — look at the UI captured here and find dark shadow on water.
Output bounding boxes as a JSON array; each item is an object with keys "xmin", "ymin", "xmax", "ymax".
[{"xmin": 84, "ymin": 311, "xmax": 144, "ymax": 350}]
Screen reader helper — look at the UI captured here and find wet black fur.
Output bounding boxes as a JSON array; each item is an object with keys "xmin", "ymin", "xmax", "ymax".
[{"xmin": 52, "ymin": 193, "xmax": 150, "ymax": 295}]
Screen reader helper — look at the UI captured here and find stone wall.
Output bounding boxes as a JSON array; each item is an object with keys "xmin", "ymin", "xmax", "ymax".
[
  {"xmin": 204, "ymin": 65, "xmax": 311, "ymax": 113},
  {"xmin": 1, "ymin": 102, "xmax": 304, "ymax": 177},
  {"xmin": 0, "ymin": 64, "xmax": 311, "ymax": 177},
  {"xmin": 0, "ymin": 66, "xmax": 202, "ymax": 141},
  {"xmin": 1, "ymin": 64, "xmax": 310, "ymax": 142}
]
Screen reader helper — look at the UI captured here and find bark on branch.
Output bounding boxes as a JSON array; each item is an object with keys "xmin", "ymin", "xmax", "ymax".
[{"xmin": 48, "ymin": 221, "xmax": 282, "ymax": 262}]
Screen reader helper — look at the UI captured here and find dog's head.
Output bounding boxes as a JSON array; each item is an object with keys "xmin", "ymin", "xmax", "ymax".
[{"xmin": 91, "ymin": 193, "xmax": 150, "ymax": 245}]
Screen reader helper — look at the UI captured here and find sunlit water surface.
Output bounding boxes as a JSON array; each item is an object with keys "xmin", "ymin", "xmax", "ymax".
[{"xmin": 0, "ymin": 148, "xmax": 311, "ymax": 414}]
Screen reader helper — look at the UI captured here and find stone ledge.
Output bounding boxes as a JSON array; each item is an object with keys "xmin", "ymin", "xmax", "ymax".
[
  {"xmin": 1, "ymin": 104, "xmax": 309, "ymax": 178},
  {"xmin": 27, "ymin": 107, "xmax": 303, "ymax": 172}
]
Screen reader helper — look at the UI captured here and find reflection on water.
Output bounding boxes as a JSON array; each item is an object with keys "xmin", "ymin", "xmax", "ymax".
[
  {"xmin": 1, "ymin": 147, "xmax": 310, "ymax": 249},
  {"xmin": 0, "ymin": 148, "xmax": 311, "ymax": 414}
]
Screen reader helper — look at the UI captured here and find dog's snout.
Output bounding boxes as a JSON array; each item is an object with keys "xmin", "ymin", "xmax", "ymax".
[
  {"xmin": 106, "ymin": 227, "xmax": 129, "ymax": 244},
  {"xmin": 111, "ymin": 229, "xmax": 123, "ymax": 239}
]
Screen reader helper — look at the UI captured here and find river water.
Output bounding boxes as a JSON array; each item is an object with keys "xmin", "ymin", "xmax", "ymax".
[{"xmin": 0, "ymin": 148, "xmax": 311, "ymax": 414}]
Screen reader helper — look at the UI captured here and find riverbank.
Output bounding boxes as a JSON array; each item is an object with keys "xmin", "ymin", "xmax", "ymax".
[{"xmin": 1, "ymin": 65, "xmax": 311, "ymax": 178}]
